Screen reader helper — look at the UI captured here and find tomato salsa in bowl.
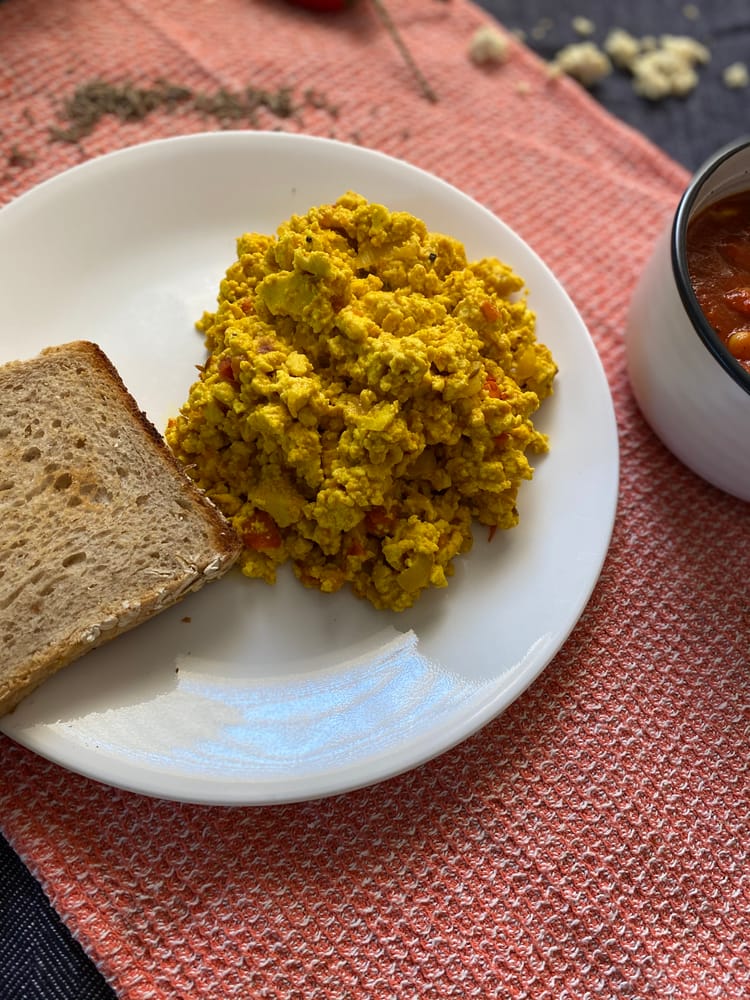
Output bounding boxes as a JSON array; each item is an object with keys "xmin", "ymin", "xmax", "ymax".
[
  {"xmin": 626, "ymin": 136, "xmax": 750, "ymax": 501},
  {"xmin": 674, "ymin": 141, "xmax": 750, "ymax": 391},
  {"xmin": 684, "ymin": 192, "xmax": 750, "ymax": 376}
]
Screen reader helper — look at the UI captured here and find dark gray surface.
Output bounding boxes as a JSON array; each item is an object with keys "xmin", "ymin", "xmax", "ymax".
[
  {"xmin": 0, "ymin": 832, "xmax": 116, "ymax": 1000},
  {"xmin": 480, "ymin": 0, "xmax": 749, "ymax": 171},
  {"xmin": 1, "ymin": 2, "xmax": 748, "ymax": 998}
]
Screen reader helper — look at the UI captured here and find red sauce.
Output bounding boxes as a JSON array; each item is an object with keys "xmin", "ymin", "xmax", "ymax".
[{"xmin": 686, "ymin": 189, "xmax": 750, "ymax": 375}]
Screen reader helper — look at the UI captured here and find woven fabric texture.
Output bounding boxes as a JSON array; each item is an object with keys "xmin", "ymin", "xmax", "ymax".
[{"xmin": 1, "ymin": 1, "xmax": 748, "ymax": 998}]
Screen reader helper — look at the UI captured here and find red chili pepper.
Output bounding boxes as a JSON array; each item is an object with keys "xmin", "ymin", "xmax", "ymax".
[
  {"xmin": 283, "ymin": 0, "xmax": 438, "ymax": 102},
  {"xmin": 285, "ymin": 0, "xmax": 353, "ymax": 10}
]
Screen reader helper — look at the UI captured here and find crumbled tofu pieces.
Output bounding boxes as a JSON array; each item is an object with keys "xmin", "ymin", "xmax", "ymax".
[
  {"xmin": 469, "ymin": 25, "xmax": 511, "ymax": 66},
  {"xmin": 632, "ymin": 48, "xmax": 701, "ymax": 99},
  {"xmin": 723, "ymin": 61, "xmax": 749, "ymax": 89},
  {"xmin": 660, "ymin": 34, "xmax": 711, "ymax": 65},
  {"xmin": 572, "ymin": 16, "xmax": 595, "ymax": 37},
  {"xmin": 550, "ymin": 42, "xmax": 612, "ymax": 87},
  {"xmin": 630, "ymin": 36, "xmax": 710, "ymax": 100},
  {"xmin": 469, "ymin": 13, "xmax": 744, "ymax": 103},
  {"xmin": 604, "ymin": 28, "xmax": 641, "ymax": 69},
  {"xmin": 549, "ymin": 26, "xmax": 723, "ymax": 101}
]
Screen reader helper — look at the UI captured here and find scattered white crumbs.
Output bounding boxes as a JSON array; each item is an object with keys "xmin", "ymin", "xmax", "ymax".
[
  {"xmin": 550, "ymin": 41, "xmax": 612, "ymax": 87},
  {"xmin": 547, "ymin": 25, "xmax": 723, "ymax": 100},
  {"xmin": 631, "ymin": 34, "xmax": 710, "ymax": 99},
  {"xmin": 572, "ymin": 16, "xmax": 595, "ymax": 37},
  {"xmin": 469, "ymin": 12, "xmax": 742, "ymax": 104},
  {"xmin": 469, "ymin": 24, "xmax": 511, "ymax": 66},
  {"xmin": 604, "ymin": 28, "xmax": 641, "ymax": 69},
  {"xmin": 530, "ymin": 17, "xmax": 554, "ymax": 41},
  {"xmin": 632, "ymin": 48, "xmax": 700, "ymax": 99},
  {"xmin": 660, "ymin": 34, "xmax": 710, "ymax": 67},
  {"xmin": 723, "ymin": 61, "xmax": 749, "ymax": 88}
]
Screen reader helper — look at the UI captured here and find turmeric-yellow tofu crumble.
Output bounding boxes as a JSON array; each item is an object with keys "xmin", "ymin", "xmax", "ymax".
[{"xmin": 166, "ymin": 192, "xmax": 557, "ymax": 611}]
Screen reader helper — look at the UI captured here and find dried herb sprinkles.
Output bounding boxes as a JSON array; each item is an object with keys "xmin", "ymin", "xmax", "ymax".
[
  {"xmin": 0, "ymin": 79, "xmax": 339, "ymax": 177},
  {"xmin": 7, "ymin": 145, "xmax": 35, "ymax": 168},
  {"xmin": 48, "ymin": 78, "xmax": 338, "ymax": 144},
  {"xmin": 48, "ymin": 80, "xmax": 193, "ymax": 142}
]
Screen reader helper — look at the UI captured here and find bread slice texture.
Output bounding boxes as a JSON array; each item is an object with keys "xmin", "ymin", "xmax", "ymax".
[{"xmin": 0, "ymin": 341, "xmax": 241, "ymax": 717}]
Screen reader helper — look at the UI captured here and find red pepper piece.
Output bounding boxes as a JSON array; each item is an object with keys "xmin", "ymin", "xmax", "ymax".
[
  {"xmin": 243, "ymin": 511, "xmax": 282, "ymax": 551},
  {"xmin": 364, "ymin": 507, "xmax": 397, "ymax": 536},
  {"xmin": 284, "ymin": 0, "xmax": 352, "ymax": 10},
  {"xmin": 483, "ymin": 376, "xmax": 507, "ymax": 400},
  {"xmin": 217, "ymin": 356, "xmax": 241, "ymax": 387}
]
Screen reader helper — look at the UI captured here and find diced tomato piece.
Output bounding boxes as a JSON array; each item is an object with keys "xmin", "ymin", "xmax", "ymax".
[
  {"xmin": 217, "ymin": 356, "xmax": 241, "ymax": 386},
  {"xmin": 725, "ymin": 287, "xmax": 750, "ymax": 316},
  {"xmin": 218, "ymin": 357, "xmax": 236, "ymax": 383},
  {"xmin": 483, "ymin": 377, "xmax": 507, "ymax": 399},
  {"xmin": 242, "ymin": 511, "xmax": 282, "ymax": 550},
  {"xmin": 365, "ymin": 507, "xmax": 397, "ymax": 536}
]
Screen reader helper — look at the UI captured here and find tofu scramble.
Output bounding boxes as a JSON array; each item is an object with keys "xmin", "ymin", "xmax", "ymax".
[{"xmin": 166, "ymin": 193, "xmax": 557, "ymax": 612}]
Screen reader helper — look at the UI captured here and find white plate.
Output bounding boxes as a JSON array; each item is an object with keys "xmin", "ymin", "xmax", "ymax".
[{"xmin": 0, "ymin": 132, "xmax": 618, "ymax": 804}]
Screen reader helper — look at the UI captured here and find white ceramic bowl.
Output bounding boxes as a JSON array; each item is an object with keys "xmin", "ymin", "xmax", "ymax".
[{"xmin": 626, "ymin": 137, "xmax": 750, "ymax": 501}]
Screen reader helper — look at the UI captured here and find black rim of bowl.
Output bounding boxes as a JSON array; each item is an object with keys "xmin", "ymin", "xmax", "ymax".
[{"xmin": 671, "ymin": 136, "xmax": 750, "ymax": 397}]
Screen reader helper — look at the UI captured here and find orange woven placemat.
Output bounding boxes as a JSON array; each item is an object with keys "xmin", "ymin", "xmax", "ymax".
[{"xmin": 1, "ymin": 1, "xmax": 748, "ymax": 997}]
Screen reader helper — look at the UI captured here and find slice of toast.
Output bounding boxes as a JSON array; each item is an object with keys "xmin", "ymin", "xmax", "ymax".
[{"xmin": 0, "ymin": 341, "xmax": 241, "ymax": 717}]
